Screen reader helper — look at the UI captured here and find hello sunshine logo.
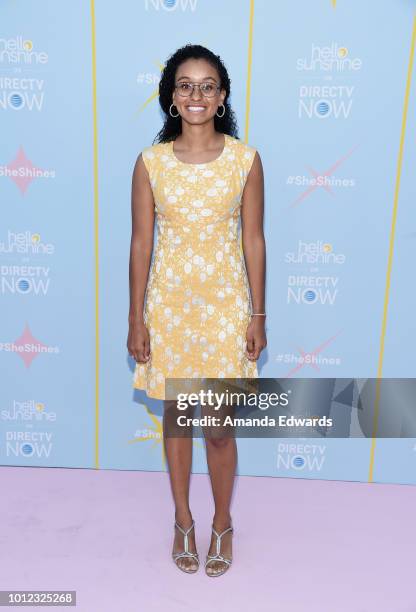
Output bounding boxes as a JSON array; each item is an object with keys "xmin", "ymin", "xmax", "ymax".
[
  {"xmin": 0, "ymin": 36, "xmax": 48, "ymax": 64},
  {"xmin": 297, "ymin": 43, "xmax": 362, "ymax": 73}
]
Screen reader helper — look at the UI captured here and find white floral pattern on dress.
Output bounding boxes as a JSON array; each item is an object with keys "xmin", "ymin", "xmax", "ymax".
[{"xmin": 132, "ymin": 134, "xmax": 258, "ymax": 400}]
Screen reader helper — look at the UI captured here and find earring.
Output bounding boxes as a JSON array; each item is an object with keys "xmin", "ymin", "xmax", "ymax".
[
  {"xmin": 216, "ymin": 104, "xmax": 225, "ymax": 118},
  {"xmin": 169, "ymin": 103, "xmax": 180, "ymax": 118}
]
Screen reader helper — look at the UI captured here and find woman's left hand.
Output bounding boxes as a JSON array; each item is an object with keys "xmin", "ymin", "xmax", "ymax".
[{"xmin": 245, "ymin": 317, "xmax": 267, "ymax": 361}]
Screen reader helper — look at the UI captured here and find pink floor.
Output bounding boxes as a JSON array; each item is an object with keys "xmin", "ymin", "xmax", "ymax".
[{"xmin": 1, "ymin": 466, "xmax": 415, "ymax": 611}]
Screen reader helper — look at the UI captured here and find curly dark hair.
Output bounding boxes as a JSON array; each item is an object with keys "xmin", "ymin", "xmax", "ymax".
[{"xmin": 153, "ymin": 43, "xmax": 239, "ymax": 144}]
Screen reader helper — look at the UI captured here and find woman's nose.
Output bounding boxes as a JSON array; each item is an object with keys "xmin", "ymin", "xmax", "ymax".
[{"xmin": 190, "ymin": 85, "xmax": 203, "ymax": 100}]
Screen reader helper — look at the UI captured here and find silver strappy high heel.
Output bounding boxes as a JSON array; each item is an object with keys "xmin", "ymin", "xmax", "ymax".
[
  {"xmin": 205, "ymin": 523, "xmax": 233, "ymax": 577},
  {"xmin": 172, "ymin": 520, "xmax": 200, "ymax": 574}
]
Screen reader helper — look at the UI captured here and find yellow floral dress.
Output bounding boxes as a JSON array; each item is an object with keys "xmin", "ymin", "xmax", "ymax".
[{"xmin": 132, "ymin": 133, "xmax": 258, "ymax": 400}]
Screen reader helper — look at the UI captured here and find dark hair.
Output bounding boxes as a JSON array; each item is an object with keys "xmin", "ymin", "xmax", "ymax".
[{"xmin": 153, "ymin": 43, "xmax": 239, "ymax": 144}]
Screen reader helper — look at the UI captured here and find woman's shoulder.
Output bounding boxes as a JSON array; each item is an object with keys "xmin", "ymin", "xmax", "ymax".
[
  {"xmin": 141, "ymin": 140, "xmax": 168, "ymax": 161},
  {"xmin": 227, "ymin": 134, "xmax": 257, "ymax": 159},
  {"xmin": 139, "ymin": 141, "xmax": 170, "ymax": 176},
  {"xmin": 227, "ymin": 135, "xmax": 258, "ymax": 172}
]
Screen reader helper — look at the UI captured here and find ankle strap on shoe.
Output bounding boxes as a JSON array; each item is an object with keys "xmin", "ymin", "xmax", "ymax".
[
  {"xmin": 174, "ymin": 520, "xmax": 195, "ymax": 553},
  {"xmin": 211, "ymin": 524, "xmax": 233, "ymax": 556}
]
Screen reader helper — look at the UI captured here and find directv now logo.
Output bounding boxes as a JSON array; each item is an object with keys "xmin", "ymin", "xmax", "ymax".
[
  {"xmin": 298, "ymin": 85, "xmax": 354, "ymax": 120},
  {"xmin": 144, "ymin": 0, "xmax": 198, "ymax": 11},
  {"xmin": 277, "ymin": 443, "xmax": 326, "ymax": 472},
  {"xmin": 5, "ymin": 431, "xmax": 53, "ymax": 458},
  {"xmin": 0, "ymin": 78, "xmax": 45, "ymax": 112},
  {"xmin": 287, "ymin": 275, "xmax": 339, "ymax": 306}
]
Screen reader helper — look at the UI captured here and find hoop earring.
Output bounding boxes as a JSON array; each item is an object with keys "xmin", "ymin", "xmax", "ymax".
[
  {"xmin": 216, "ymin": 104, "xmax": 225, "ymax": 118},
  {"xmin": 169, "ymin": 103, "xmax": 180, "ymax": 118}
]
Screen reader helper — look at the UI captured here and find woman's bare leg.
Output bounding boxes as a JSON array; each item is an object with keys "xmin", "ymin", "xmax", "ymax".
[
  {"xmin": 204, "ymin": 400, "xmax": 236, "ymax": 575},
  {"xmin": 163, "ymin": 399, "xmax": 198, "ymax": 572}
]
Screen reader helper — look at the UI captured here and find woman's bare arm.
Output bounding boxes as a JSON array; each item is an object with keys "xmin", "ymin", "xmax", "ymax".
[
  {"xmin": 240, "ymin": 152, "xmax": 267, "ymax": 361},
  {"xmin": 241, "ymin": 152, "xmax": 266, "ymax": 315},
  {"xmin": 128, "ymin": 153, "xmax": 155, "ymax": 324}
]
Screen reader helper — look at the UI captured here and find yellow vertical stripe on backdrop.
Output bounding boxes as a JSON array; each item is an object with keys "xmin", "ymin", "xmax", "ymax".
[
  {"xmin": 368, "ymin": 14, "xmax": 416, "ymax": 483},
  {"xmin": 244, "ymin": 0, "xmax": 255, "ymax": 144},
  {"xmin": 240, "ymin": 0, "xmax": 255, "ymax": 255},
  {"xmin": 90, "ymin": 0, "xmax": 100, "ymax": 469}
]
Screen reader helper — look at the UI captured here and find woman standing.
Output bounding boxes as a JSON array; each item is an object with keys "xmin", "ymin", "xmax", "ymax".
[{"xmin": 127, "ymin": 44, "xmax": 266, "ymax": 577}]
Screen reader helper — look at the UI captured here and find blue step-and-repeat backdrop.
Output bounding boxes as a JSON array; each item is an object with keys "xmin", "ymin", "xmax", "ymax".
[{"xmin": 1, "ymin": 0, "xmax": 416, "ymax": 485}]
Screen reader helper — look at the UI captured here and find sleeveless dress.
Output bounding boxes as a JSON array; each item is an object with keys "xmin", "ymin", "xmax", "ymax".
[{"xmin": 132, "ymin": 133, "xmax": 258, "ymax": 400}]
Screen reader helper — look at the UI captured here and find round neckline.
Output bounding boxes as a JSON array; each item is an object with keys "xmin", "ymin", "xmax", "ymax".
[{"xmin": 170, "ymin": 133, "xmax": 228, "ymax": 166}]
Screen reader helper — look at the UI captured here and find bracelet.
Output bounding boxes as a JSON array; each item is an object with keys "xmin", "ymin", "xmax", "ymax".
[{"xmin": 251, "ymin": 312, "xmax": 266, "ymax": 317}]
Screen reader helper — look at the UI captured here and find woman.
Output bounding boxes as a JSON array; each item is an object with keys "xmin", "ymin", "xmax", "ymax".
[{"xmin": 127, "ymin": 44, "xmax": 266, "ymax": 577}]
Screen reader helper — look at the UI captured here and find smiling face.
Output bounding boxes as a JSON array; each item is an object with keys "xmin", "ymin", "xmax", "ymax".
[{"xmin": 172, "ymin": 58, "xmax": 226, "ymax": 125}]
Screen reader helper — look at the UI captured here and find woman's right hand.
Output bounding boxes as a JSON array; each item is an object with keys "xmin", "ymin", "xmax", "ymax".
[{"xmin": 127, "ymin": 320, "xmax": 151, "ymax": 363}]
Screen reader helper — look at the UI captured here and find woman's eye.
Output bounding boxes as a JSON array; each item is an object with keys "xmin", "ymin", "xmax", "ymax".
[
  {"xmin": 179, "ymin": 83, "xmax": 192, "ymax": 91},
  {"xmin": 201, "ymin": 84, "xmax": 214, "ymax": 93}
]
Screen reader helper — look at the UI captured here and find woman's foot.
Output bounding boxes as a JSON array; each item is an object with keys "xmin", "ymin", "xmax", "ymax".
[
  {"xmin": 172, "ymin": 512, "xmax": 199, "ymax": 573},
  {"xmin": 205, "ymin": 516, "xmax": 233, "ymax": 577}
]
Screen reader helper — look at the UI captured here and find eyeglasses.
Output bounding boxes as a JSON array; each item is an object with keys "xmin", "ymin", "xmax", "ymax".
[{"xmin": 174, "ymin": 81, "xmax": 221, "ymax": 98}]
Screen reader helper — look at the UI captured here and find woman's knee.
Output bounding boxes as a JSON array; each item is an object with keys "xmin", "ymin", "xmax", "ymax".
[
  {"xmin": 205, "ymin": 435, "xmax": 233, "ymax": 450},
  {"xmin": 163, "ymin": 399, "xmax": 194, "ymax": 437}
]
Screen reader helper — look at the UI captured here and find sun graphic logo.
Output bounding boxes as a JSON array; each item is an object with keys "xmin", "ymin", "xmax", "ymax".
[
  {"xmin": 32, "ymin": 233, "xmax": 41, "ymax": 244},
  {"xmin": 338, "ymin": 47, "xmax": 348, "ymax": 58},
  {"xmin": 23, "ymin": 39, "xmax": 33, "ymax": 51},
  {"xmin": 323, "ymin": 243, "xmax": 332, "ymax": 253}
]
